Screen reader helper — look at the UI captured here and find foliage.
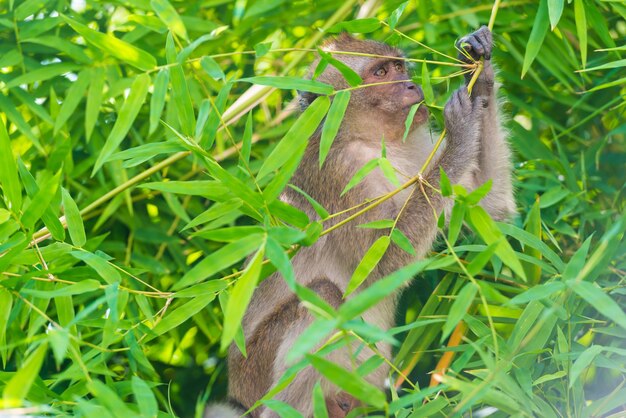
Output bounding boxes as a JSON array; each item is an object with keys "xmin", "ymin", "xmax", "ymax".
[{"xmin": 0, "ymin": 0, "xmax": 625, "ymax": 417}]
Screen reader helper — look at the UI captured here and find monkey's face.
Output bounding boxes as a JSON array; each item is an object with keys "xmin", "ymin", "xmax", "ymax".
[{"xmin": 354, "ymin": 58, "xmax": 428, "ymax": 128}]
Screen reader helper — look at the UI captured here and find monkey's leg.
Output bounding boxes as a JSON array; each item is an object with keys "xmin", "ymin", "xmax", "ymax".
[
  {"xmin": 261, "ymin": 278, "xmax": 362, "ymax": 418},
  {"xmin": 458, "ymin": 26, "xmax": 515, "ymax": 220}
]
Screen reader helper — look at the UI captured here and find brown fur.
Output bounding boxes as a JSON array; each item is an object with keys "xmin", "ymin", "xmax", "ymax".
[{"xmin": 224, "ymin": 27, "xmax": 514, "ymax": 418}]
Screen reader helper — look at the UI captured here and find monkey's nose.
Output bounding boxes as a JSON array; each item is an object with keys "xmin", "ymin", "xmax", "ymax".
[{"xmin": 405, "ymin": 82, "xmax": 417, "ymax": 90}]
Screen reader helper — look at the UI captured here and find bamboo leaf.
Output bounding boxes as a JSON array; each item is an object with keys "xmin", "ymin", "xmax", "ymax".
[
  {"xmin": 151, "ymin": 0, "xmax": 188, "ymax": 41},
  {"xmin": 174, "ymin": 234, "xmax": 264, "ymax": 290},
  {"xmin": 567, "ymin": 280, "xmax": 626, "ymax": 330},
  {"xmin": 345, "ymin": 236, "xmax": 391, "ymax": 296},
  {"xmin": 220, "ymin": 247, "xmax": 265, "ymax": 351},
  {"xmin": 54, "ymin": 69, "xmax": 90, "ymax": 134},
  {"xmin": 522, "ymin": 0, "xmax": 549, "ymax": 78},
  {"xmin": 341, "ymin": 158, "xmax": 379, "ymax": 196},
  {"xmin": 2, "ymin": 342, "xmax": 48, "ymax": 407},
  {"xmin": 62, "ymin": 188, "xmax": 86, "ymax": 247},
  {"xmin": 547, "ymin": 0, "xmax": 564, "ymax": 30},
  {"xmin": 306, "ymin": 354, "xmax": 386, "ymax": 408},
  {"xmin": 166, "ymin": 32, "xmax": 195, "ymax": 136},
  {"xmin": 441, "ymin": 283, "xmax": 476, "ymax": 342},
  {"xmin": 85, "ymin": 67, "xmax": 105, "ymax": 141},
  {"xmin": 71, "ymin": 251, "xmax": 122, "ymax": 284},
  {"xmin": 0, "ymin": 119, "xmax": 22, "ymax": 211},
  {"xmin": 93, "ymin": 74, "xmax": 151, "ymax": 174},
  {"xmin": 62, "ymin": 15, "xmax": 156, "ymax": 71},
  {"xmin": 320, "ymin": 90, "xmax": 350, "ymax": 168},
  {"xmin": 149, "ymin": 69, "xmax": 170, "ymax": 135},
  {"xmin": 240, "ymin": 76, "xmax": 333, "ymax": 95},
  {"xmin": 258, "ymin": 96, "xmax": 329, "ymax": 180}
]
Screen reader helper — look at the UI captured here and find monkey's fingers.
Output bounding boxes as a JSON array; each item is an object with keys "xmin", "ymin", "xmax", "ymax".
[{"xmin": 456, "ymin": 25, "xmax": 493, "ymax": 62}]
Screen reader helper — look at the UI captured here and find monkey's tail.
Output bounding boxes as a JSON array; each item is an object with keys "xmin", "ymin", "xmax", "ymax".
[{"xmin": 204, "ymin": 401, "xmax": 246, "ymax": 418}]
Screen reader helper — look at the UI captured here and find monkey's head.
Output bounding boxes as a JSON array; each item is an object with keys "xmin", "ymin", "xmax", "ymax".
[{"xmin": 300, "ymin": 33, "xmax": 428, "ymax": 138}]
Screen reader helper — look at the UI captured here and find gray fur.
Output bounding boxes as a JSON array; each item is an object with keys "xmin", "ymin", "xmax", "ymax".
[{"xmin": 225, "ymin": 28, "xmax": 514, "ymax": 418}]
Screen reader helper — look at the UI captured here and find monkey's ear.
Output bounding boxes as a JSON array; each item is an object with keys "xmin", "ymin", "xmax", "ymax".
[{"xmin": 298, "ymin": 91, "xmax": 319, "ymax": 110}]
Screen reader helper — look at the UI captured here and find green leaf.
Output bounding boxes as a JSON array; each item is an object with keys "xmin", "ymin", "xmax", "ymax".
[
  {"xmin": 312, "ymin": 381, "xmax": 329, "ymax": 418},
  {"xmin": 522, "ymin": 0, "xmax": 549, "ymax": 78},
  {"xmin": 421, "ymin": 62, "xmax": 434, "ymax": 104},
  {"xmin": 327, "ymin": 18, "xmax": 381, "ymax": 34},
  {"xmin": 391, "ymin": 228, "xmax": 416, "ymax": 256},
  {"xmin": 21, "ymin": 170, "xmax": 61, "ymax": 229},
  {"xmin": 149, "ymin": 69, "xmax": 170, "ymax": 135},
  {"xmin": 22, "ymin": 280, "xmax": 100, "ymax": 298},
  {"xmin": 85, "ymin": 67, "xmax": 105, "ymax": 141},
  {"xmin": 258, "ymin": 96, "xmax": 329, "ymax": 180},
  {"xmin": 88, "ymin": 379, "xmax": 134, "ymax": 416},
  {"xmin": 378, "ymin": 158, "xmax": 401, "ymax": 187},
  {"xmin": 498, "ymin": 222, "xmax": 565, "ymax": 272},
  {"xmin": 201, "ymin": 56, "xmax": 225, "ymax": 80},
  {"xmin": 195, "ymin": 226, "xmax": 264, "ymax": 242},
  {"xmin": 466, "ymin": 241, "xmax": 498, "ymax": 276},
  {"xmin": 467, "ymin": 206, "xmax": 527, "ymax": 281},
  {"xmin": 255, "ymin": 42, "xmax": 272, "ymax": 57},
  {"xmin": 182, "ymin": 199, "xmax": 242, "ymax": 231},
  {"xmin": 574, "ymin": 0, "xmax": 587, "ymax": 68},
  {"xmin": 345, "ymin": 236, "xmax": 391, "ymax": 296},
  {"xmin": 441, "ymin": 283, "xmax": 476, "ymax": 342},
  {"xmin": 166, "ymin": 32, "xmax": 196, "ymax": 136},
  {"xmin": 240, "ymin": 76, "xmax": 333, "ymax": 95},
  {"xmin": 142, "ymin": 180, "xmax": 229, "ymax": 198},
  {"xmin": 151, "ymin": 0, "xmax": 188, "ymax": 41},
  {"xmin": 54, "ymin": 69, "xmax": 90, "ymax": 135},
  {"xmin": 318, "ymin": 50, "xmax": 363, "ymax": 87},
  {"xmin": 131, "ymin": 376, "xmax": 158, "ymax": 418},
  {"xmin": 221, "ymin": 247, "xmax": 265, "ymax": 351},
  {"xmin": 262, "ymin": 400, "xmax": 303, "ymax": 418},
  {"xmin": 339, "ymin": 259, "xmax": 430, "ymax": 320},
  {"xmin": 62, "ymin": 188, "xmax": 86, "ymax": 247},
  {"xmin": 306, "ymin": 354, "xmax": 386, "ymax": 408},
  {"xmin": 16, "ymin": 160, "xmax": 64, "ymax": 240},
  {"xmin": 402, "ymin": 103, "xmax": 421, "ymax": 142},
  {"xmin": 288, "ymin": 185, "xmax": 330, "ymax": 220},
  {"xmin": 266, "ymin": 236, "xmax": 296, "ymax": 289},
  {"xmin": 286, "ymin": 319, "xmax": 338, "ymax": 363},
  {"xmin": 2, "ymin": 342, "xmax": 48, "ymax": 407},
  {"xmin": 567, "ymin": 280, "xmax": 626, "ymax": 330},
  {"xmin": 5, "ymin": 62, "xmax": 79, "ymax": 88},
  {"xmin": 569, "ymin": 345, "xmax": 603, "ymax": 387},
  {"xmin": 62, "ymin": 15, "xmax": 156, "ymax": 71},
  {"xmin": 0, "ymin": 289, "xmax": 12, "ymax": 367},
  {"xmin": 71, "ymin": 251, "xmax": 122, "ymax": 284},
  {"xmin": 319, "ymin": 90, "xmax": 350, "ymax": 168},
  {"xmin": 174, "ymin": 234, "xmax": 264, "ymax": 290},
  {"xmin": 0, "ymin": 119, "xmax": 21, "ymax": 211},
  {"xmin": 240, "ymin": 112, "xmax": 253, "ymax": 165},
  {"xmin": 146, "ymin": 294, "xmax": 215, "ymax": 342},
  {"xmin": 341, "ymin": 158, "xmax": 378, "ymax": 196},
  {"xmin": 388, "ymin": 1, "xmax": 408, "ymax": 30},
  {"xmin": 508, "ymin": 281, "xmax": 565, "ymax": 305},
  {"xmin": 440, "ymin": 167, "xmax": 452, "ymax": 197},
  {"xmin": 547, "ymin": 0, "xmax": 564, "ymax": 29},
  {"xmin": 93, "ymin": 74, "xmax": 151, "ymax": 174}
]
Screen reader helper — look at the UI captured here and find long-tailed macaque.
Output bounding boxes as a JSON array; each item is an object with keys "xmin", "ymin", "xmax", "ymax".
[{"xmin": 207, "ymin": 26, "xmax": 514, "ymax": 418}]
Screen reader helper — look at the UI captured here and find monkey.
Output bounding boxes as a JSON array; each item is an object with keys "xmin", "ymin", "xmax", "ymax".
[{"xmin": 205, "ymin": 26, "xmax": 514, "ymax": 418}]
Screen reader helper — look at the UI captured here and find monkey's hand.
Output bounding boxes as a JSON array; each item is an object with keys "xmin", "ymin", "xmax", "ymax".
[
  {"xmin": 440, "ymin": 88, "xmax": 482, "ymax": 181},
  {"xmin": 444, "ymin": 88, "xmax": 482, "ymax": 139},
  {"xmin": 456, "ymin": 26, "xmax": 495, "ymax": 98}
]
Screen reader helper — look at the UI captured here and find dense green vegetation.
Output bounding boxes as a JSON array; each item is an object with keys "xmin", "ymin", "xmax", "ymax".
[{"xmin": 0, "ymin": 0, "xmax": 624, "ymax": 416}]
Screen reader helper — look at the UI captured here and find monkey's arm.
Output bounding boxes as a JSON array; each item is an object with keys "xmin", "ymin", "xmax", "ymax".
[{"xmin": 458, "ymin": 26, "xmax": 515, "ymax": 220}]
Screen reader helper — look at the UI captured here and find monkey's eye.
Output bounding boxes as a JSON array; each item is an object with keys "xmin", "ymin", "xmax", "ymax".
[
  {"xmin": 374, "ymin": 67, "xmax": 387, "ymax": 77},
  {"xmin": 394, "ymin": 62, "xmax": 404, "ymax": 72}
]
